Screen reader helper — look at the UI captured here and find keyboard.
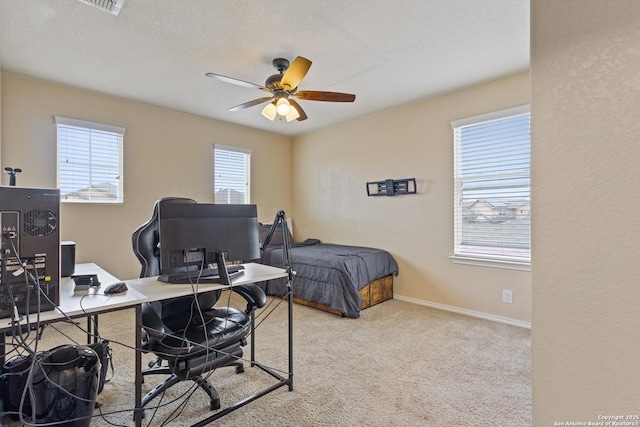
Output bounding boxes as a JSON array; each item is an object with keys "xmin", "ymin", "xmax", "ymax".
[{"xmin": 158, "ymin": 264, "xmax": 245, "ymax": 284}]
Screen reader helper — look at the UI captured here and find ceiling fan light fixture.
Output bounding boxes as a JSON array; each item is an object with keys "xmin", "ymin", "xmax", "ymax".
[
  {"xmin": 285, "ymin": 106, "xmax": 300, "ymax": 122},
  {"xmin": 261, "ymin": 102, "xmax": 277, "ymax": 121},
  {"xmin": 276, "ymin": 97, "xmax": 291, "ymax": 116}
]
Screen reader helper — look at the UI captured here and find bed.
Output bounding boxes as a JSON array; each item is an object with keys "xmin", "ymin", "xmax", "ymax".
[{"xmin": 256, "ymin": 225, "xmax": 399, "ymax": 318}]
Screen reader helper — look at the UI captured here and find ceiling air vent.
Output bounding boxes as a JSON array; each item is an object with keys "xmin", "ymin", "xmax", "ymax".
[{"xmin": 77, "ymin": 0, "xmax": 125, "ymax": 16}]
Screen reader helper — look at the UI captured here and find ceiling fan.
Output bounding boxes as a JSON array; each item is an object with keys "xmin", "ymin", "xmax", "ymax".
[{"xmin": 205, "ymin": 56, "xmax": 356, "ymax": 122}]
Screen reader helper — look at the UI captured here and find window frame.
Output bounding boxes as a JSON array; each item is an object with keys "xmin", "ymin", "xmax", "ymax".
[
  {"xmin": 55, "ymin": 116, "xmax": 125, "ymax": 204},
  {"xmin": 450, "ymin": 105, "xmax": 531, "ymax": 271},
  {"xmin": 213, "ymin": 144, "xmax": 252, "ymax": 204}
]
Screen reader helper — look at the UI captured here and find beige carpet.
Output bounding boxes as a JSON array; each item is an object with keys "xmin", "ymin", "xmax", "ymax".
[{"xmin": 2, "ymin": 295, "xmax": 531, "ymax": 426}]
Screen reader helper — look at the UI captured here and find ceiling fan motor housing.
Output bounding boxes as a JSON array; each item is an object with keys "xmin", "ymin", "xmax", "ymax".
[
  {"xmin": 265, "ymin": 73, "xmax": 283, "ymax": 89},
  {"xmin": 266, "ymin": 58, "xmax": 290, "ymax": 89}
]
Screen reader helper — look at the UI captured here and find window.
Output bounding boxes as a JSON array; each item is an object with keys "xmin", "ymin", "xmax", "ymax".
[
  {"xmin": 451, "ymin": 105, "xmax": 531, "ymax": 270},
  {"xmin": 214, "ymin": 144, "xmax": 251, "ymax": 204},
  {"xmin": 55, "ymin": 117, "xmax": 124, "ymax": 204}
]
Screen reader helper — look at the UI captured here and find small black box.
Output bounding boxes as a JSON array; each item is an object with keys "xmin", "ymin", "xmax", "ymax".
[
  {"xmin": 61, "ymin": 241, "xmax": 76, "ymax": 277},
  {"xmin": 71, "ymin": 274, "xmax": 100, "ymax": 291}
]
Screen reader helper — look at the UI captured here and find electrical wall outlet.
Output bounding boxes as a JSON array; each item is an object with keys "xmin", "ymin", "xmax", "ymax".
[{"xmin": 502, "ymin": 289, "xmax": 513, "ymax": 304}]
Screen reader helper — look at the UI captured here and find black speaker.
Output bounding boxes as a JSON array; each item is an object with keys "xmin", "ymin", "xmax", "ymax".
[
  {"xmin": 31, "ymin": 345, "xmax": 100, "ymax": 427},
  {"xmin": 61, "ymin": 241, "xmax": 76, "ymax": 277},
  {"xmin": 1, "ymin": 345, "xmax": 100, "ymax": 427}
]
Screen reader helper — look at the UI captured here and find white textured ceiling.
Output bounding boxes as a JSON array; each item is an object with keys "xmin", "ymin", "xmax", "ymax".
[{"xmin": 0, "ymin": 0, "xmax": 529, "ymax": 137}]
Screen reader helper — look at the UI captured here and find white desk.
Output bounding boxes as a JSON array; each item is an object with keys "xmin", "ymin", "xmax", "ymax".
[
  {"xmin": 1, "ymin": 262, "xmax": 290, "ymax": 427},
  {"xmin": 1, "ymin": 263, "xmax": 147, "ymax": 329},
  {"xmin": 126, "ymin": 262, "xmax": 288, "ymax": 300}
]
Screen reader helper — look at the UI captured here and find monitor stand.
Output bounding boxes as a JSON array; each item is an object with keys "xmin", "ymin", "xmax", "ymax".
[
  {"xmin": 214, "ymin": 251, "xmax": 230, "ymax": 285},
  {"xmin": 157, "ymin": 251, "xmax": 244, "ymax": 284},
  {"xmin": 195, "ymin": 252, "xmax": 244, "ymax": 284}
]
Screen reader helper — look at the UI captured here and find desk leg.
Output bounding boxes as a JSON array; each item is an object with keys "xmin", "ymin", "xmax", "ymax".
[
  {"xmin": 250, "ymin": 309, "xmax": 256, "ymax": 366},
  {"xmin": 288, "ymin": 284, "xmax": 294, "ymax": 391},
  {"xmin": 134, "ymin": 305, "xmax": 143, "ymax": 426},
  {"xmin": 86, "ymin": 315, "xmax": 99, "ymax": 344}
]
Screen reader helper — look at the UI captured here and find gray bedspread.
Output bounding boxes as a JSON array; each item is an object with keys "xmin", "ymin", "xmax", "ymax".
[{"xmin": 258, "ymin": 242, "xmax": 398, "ymax": 318}]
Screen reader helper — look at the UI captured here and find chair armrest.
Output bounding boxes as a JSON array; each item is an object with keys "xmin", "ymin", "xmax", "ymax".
[
  {"xmin": 232, "ymin": 284, "xmax": 267, "ymax": 313},
  {"xmin": 141, "ymin": 301, "xmax": 166, "ymax": 347}
]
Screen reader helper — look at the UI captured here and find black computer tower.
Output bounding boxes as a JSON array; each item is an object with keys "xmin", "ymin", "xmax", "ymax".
[{"xmin": 0, "ymin": 186, "xmax": 60, "ymax": 317}]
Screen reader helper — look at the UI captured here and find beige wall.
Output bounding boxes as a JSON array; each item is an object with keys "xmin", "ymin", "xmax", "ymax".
[
  {"xmin": 292, "ymin": 72, "xmax": 532, "ymax": 324},
  {"xmin": 1, "ymin": 70, "xmax": 532, "ymax": 324},
  {"xmin": 531, "ymin": 1, "xmax": 640, "ymax": 424},
  {"xmin": 0, "ymin": 73, "xmax": 292, "ymax": 280}
]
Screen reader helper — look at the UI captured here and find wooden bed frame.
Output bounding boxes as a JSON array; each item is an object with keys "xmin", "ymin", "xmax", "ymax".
[{"xmin": 293, "ymin": 274, "xmax": 394, "ymax": 317}]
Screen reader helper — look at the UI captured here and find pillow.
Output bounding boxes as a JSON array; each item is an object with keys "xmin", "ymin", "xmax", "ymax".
[{"xmin": 259, "ymin": 222, "xmax": 294, "ymax": 246}]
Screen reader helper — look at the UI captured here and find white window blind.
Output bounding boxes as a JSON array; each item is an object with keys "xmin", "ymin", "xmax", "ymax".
[
  {"xmin": 451, "ymin": 106, "xmax": 531, "ymax": 268},
  {"xmin": 214, "ymin": 144, "xmax": 251, "ymax": 204},
  {"xmin": 56, "ymin": 117, "xmax": 124, "ymax": 204}
]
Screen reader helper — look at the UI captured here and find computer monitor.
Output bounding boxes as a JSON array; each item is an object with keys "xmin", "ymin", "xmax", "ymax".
[{"xmin": 157, "ymin": 203, "xmax": 260, "ymax": 284}]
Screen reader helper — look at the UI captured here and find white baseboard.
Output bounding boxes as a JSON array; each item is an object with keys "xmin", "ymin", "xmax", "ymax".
[{"xmin": 393, "ymin": 295, "xmax": 531, "ymax": 329}]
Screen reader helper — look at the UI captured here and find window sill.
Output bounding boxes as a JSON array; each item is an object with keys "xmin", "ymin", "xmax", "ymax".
[
  {"xmin": 62, "ymin": 200, "xmax": 123, "ymax": 204},
  {"xmin": 449, "ymin": 255, "xmax": 531, "ymax": 271}
]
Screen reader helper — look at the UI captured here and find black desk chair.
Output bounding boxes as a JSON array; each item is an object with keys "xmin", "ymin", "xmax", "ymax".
[{"xmin": 131, "ymin": 197, "xmax": 266, "ymax": 410}]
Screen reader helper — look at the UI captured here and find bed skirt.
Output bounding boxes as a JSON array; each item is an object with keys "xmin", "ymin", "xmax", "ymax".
[{"xmin": 293, "ymin": 274, "xmax": 394, "ymax": 317}]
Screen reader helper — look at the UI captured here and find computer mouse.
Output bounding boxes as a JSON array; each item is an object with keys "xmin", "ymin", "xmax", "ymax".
[{"xmin": 103, "ymin": 281, "xmax": 128, "ymax": 295}]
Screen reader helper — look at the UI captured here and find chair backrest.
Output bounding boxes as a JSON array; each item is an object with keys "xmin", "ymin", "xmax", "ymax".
[{"xmin": 132, "ymin": 197, "xmax": 197, "ymax": 278}]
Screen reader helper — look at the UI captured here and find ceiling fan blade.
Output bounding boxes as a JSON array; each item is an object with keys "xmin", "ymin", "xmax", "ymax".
[
  {"xmin": 205, "ymin": 72, "xmax": 269, "ymax": 92},
  {"xmin": 280, "ymin": 56, "xmax": 312, "ymax": 91},
  {"xmin": 228, "ymin": 97, "xmax": 274, "ymax": 112},
  {"xmin": 289, "ymin": 99, "xmax": 308, "ymax": 121},
  {"xmin": 294, "ymin": 91, "xmax": 356, "ymax": 102}
]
